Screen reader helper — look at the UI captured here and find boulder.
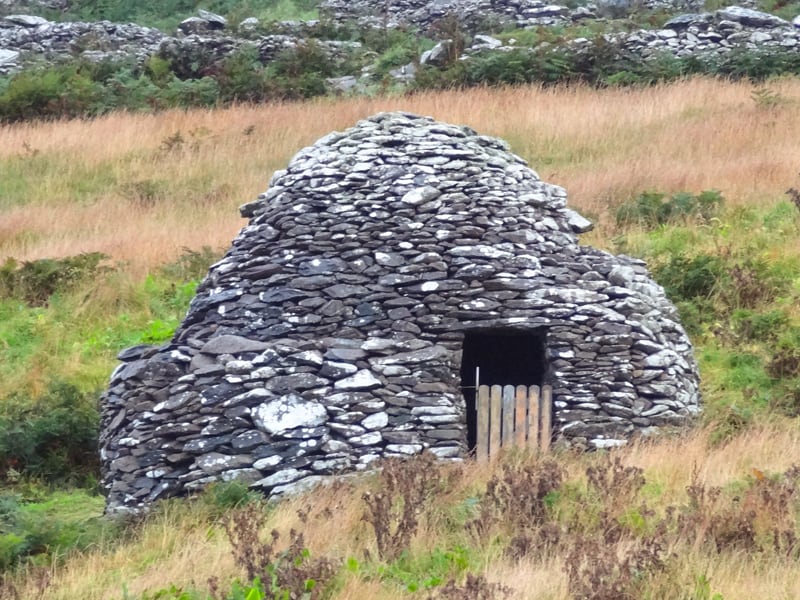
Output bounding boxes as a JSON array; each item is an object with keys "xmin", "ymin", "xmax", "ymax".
[{"xmin": 716, "ymin": 6, "xmax": 789, "ymax": 28}]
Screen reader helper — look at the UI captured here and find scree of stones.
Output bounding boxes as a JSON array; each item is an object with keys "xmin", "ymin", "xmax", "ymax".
[{"xmin": 99, "ymin": 112, "xmax": 701, "ymax": 513}]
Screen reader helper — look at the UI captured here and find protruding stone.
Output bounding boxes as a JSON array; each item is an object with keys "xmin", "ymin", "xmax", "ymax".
[
  {"xmin": 252, "ymin": 468, "xmax": 305, "ymax": 488},
  {"xmin": 252, "ymin": 394, "xmax": 328, "ymax": 435},
  {"xmin": 334, "ymin": 370, "xmax": 382, "ymax": 390},
  {"xmin": 362, "ymin": 412, "xmax": 389, "ymax": 430},
  {"xmin": 200, "ymin": 335, "xmax": 270, "ymax": 355},
  {"xmin": 195, "ymin": 453, "xmax": 252, "ymax": 474}
]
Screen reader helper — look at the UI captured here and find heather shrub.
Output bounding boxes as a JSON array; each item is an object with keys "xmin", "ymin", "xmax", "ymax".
[
  {"xmin": 614, "ymin": 189, "xmax": 723, "ymax": 228},
  {"xmin": 362, "ymin": 452, "xmax": 455, "ymax": 561},
  {"xmin": 0, "ymin": 381, "xmax": 100, "ymax": 484},
  {"xmin": 0, "ymin": 252, "xmax": 109, "ymax": 307}
]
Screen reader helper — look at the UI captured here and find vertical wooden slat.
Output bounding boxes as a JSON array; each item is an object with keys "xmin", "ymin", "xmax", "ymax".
[
  {"xmin": 514, "ymin": 385, "xmax": 528, "ymax": 449},
  {"xmin": 476, "ymin": 385, "xmax": 490, "ymax": 463},
  {"xmin": 489, "ymin": 385, "xmax": 502, "ymax": 459},
  {"xmin": 528, "ymin": 385, "xmax": 540, "ymax": 453},
  {"xmin": 502, "ymin": 385, "xmax": 515, "ymax": 447},
  {"xmin": 541, "ymin": 385, "xmax": 552, "ymax": 453}
]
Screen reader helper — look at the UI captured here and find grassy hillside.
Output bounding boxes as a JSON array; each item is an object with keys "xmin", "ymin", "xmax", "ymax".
[{"xmin": 1, "ymin": 77, "xmax": 800, "ymax": 598}]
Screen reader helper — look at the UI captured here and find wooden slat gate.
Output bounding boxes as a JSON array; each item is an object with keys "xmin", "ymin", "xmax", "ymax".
[{"xmin": 475, "ymin": 384, "xmax": 552, "ymax": 462}]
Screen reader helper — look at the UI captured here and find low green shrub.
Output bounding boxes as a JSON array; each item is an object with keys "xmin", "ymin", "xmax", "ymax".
[
  {"xmin": 0, "ymin": 381, "xmax": 100, "ymax": 484},
  {"xmin": 0, "ymin": 489, "xmax": 110, "ymax": 570},
  {"xmin": 265, "ymin": 40, "xmax": 337, "ymax": 99},
  {"xmin": 138, "ymin": 318, "xmax": 179, "ymax": 343},
  {"xmin": 651, "ymin": 253, "xmax": 726, "ymax": 303},
  {"xmin": 0, "ymin": 63, "xmax": 103, "ymax": 122},
  {"xmin": 670, "ymin": 298, "xmax": 717, "ymax": 337},
  {"xmin": 3, "ymin": 39, "xmax": 800, "ymax": 121},
  {"xmin": 216, "ymin": 46, "xmax": 271, "ymax": 103},
  {"xmin": 708, "ymin": 46, "xmax": 800, "ymax": 81},
  {"xmin": 373, "ymin": 41, "xmax": 420, "ymax": 76},
  {"xmin": 359, "ymin": 23, "xmax": 420, "ymax": 55},
  {"xmin": 161, "ymin": 77, "xmax": 220, "ymax": 108},
  {"xmin": 0, "ymin": 252, "xmax": 110, "ymax": 307},
  {"xmin": 615, "ymin": 189, "xmax": 724, "ymax": 228},
  {"xmin": 464, "ymin": 47, "xmax": 575, "ymax": 86},
  {"xmin": 199, "ymin": 481, "xmax": 261, "ymax": 517},
  {"xmin": 376, "ymin": 546, "xmax": 473, "ymax": 592},
  {"xmin": 731, "ymin": 309, "xmax": 789, "ymax": 342},
  {"xmin": 767, "ymin": 327, "xmax": 800, "ymax": 379},
  {"xmin": 723, "ymin": 258, "xmax": 786, "ymax": 309}
]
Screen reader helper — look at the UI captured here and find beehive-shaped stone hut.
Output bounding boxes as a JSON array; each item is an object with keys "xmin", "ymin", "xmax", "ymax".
[{"xmin": 100, "ymin": 112, "xmax": 700, "ymax": 512}]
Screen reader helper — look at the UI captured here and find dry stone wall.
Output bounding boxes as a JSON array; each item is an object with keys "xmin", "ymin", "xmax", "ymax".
[
  {"xmin": 607, "ymin": 6, "xmax": 799, "ymax": 56},
  {"xmin": 2, "ymin": 4, "xmax": 798, "ymax": 77},
  {"xmin": 100, "ymin": 113, "xmax": 700, "ymax": 513},
  {"xmin": 319, "ymin": 0, "xmax": 702, "ymax": 30},
  {"xmin": 453, "ymin": 6, "xmax": 800, "ymax": 65},
  {"xmin": 0, "ymin": 14, "xmax": 165, "ymax": 73}
]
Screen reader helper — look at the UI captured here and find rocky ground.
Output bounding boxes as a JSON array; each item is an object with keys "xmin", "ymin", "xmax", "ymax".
[{"xmin": 0, "ymin": 0, "xmax": 798, "ymax": 86}]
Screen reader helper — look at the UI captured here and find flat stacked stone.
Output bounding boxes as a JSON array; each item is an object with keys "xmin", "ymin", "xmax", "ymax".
[
  {"xmin": 100, "ymin": 112, "xmax": 701, "ymax": 513},
  {"xmin": 461, "ymin": 7, "xmax": 799, "ymax": 64},
  {"xmin": 320, "ymin": 0, "xmax": 576, "ymax": 31}
]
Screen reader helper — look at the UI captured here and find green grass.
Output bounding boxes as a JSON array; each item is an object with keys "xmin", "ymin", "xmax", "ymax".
[
  {"xmin": 0, "ymin": 266, "xmax": 199, "ymax": 401},
  {"xmin": 0, "ymin": 153, "xmax": 122, "ymax": 209},
  {"xmin": 757, "ymin": 0, "xmax": 800, "ymax": 21},
  {"xmin": 0, "ymin": 487, "xmax": 109, "ymax": 569},
  {"xmin": 609, "ymin": 193, "xmax": 800, "ymax": 427}
]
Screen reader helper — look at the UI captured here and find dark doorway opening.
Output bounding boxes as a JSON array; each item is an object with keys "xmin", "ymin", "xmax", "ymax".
[{"xmin": 460, "ymin": 330, "xmax": 548, "ymax": 451}]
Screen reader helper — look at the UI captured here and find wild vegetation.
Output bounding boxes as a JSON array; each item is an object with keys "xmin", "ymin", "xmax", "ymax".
[
  {"xmin": 0, "ymin": 0, "xmax": 322, "ymax": 32},
  {"xmin": 3, "ymin": 427, "xmax": 800, "ymax": 599},
  {"xmin": 3, "ymin": 0, "xmax": 800, "ymax": 120},
  {"xmin": 0, "ymin": 78, "xmax": 800, "ymax": 597}
]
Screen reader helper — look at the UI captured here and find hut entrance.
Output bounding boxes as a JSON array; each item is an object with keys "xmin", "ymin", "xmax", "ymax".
[{"xmin": 460, "ymin": 330, "xmax": 548, "ymax": 453}]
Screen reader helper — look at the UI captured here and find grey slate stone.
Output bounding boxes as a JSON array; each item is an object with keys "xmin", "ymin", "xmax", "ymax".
[
  {"xmin": 716, "ymin": 6, "xmax": 788, "ymax": 28},
  {"xmin": 200, "ymin": 335, "xmax": 270, "ymax": 355},
  {"xmin": 252, "ymin": 394, "xmax": 328, "ymax": 435},
  {"xmin": 334, "ymin": 370, "xmax": 382, "ymax": 390}
]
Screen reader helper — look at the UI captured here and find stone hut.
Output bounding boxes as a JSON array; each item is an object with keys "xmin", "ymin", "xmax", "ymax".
[{"xmin": 100, "ymin": 112, "xmax": 701, "ymax": 513}]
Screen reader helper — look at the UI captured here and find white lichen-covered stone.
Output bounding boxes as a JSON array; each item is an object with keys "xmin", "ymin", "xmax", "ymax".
[
  {"xmin": 334, "ymin": 369, "xmax": 382, "ymax": 390},
  {"xmin": 252, "ymin": 394, "xmax": 327, "ymax": 434},
  {"xmin": 361, "ymin": 412, "xmax": 389, "ymax": 430},
  {"xmin": 252, "ymin": 468, "xmax": 304, "ymax": 488}
]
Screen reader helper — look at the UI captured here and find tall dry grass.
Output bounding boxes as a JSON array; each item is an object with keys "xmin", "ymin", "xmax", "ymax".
[
  {"xmin": 2, "ymin": 78, "xmax": 800, "ymax": 274},
  {"xmin": 7, "ymin": 420, "xmax": 799, "ymax": 600}
]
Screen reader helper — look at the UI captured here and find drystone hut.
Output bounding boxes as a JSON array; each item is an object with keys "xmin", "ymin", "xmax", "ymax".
[{"xmin": 100, "ymin": 112, "xmax": 701, "ymax": 513}]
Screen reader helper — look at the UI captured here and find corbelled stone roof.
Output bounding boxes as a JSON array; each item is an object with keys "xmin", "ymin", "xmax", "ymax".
[{"xmin": 100, "ymin": 112, "xmax": 700, "ymax": 513}]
